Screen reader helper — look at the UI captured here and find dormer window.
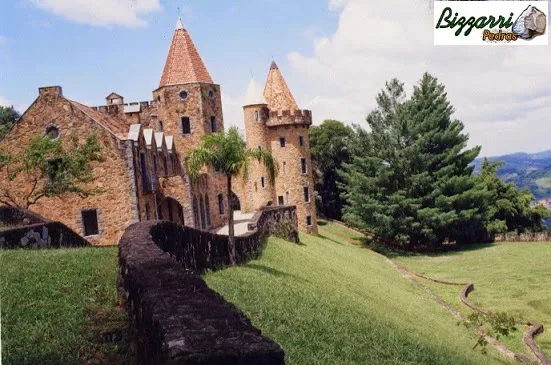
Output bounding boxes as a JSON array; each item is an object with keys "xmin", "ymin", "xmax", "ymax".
[{"xmin": 178, "ymin": 89, "xmax": 189, "ymax": 101}]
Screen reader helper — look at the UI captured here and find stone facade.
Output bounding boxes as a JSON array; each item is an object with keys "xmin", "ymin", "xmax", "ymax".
[{"xmin": 0, "ymin": 19, "xmax": 317, "ymax": 245}]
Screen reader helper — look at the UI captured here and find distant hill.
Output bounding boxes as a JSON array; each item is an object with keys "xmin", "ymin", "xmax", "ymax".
[{"xmin": 473, "ymin": 150, "xmax": 551, "ymax": 201}]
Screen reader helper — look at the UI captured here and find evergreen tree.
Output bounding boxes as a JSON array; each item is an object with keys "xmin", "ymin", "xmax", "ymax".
[
  {"xmin": 342, "ymin": 74, "xmax": 490, "ymax": 248},
  {"xmin": 309, "ymin": 120, "xmax": 354, "ymax": 219}
]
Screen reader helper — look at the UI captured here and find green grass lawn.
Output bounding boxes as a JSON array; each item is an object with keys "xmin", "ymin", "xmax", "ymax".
[
  {"xmin": 205, "ymin": 221, "xmax": 512, "ymax": 365},
  {"xmin": 0, "ymin": 247, "xmax": 130, "ymax": 365},
  {"xmin": 395, "ymin": 241, "xmax": 551, "ymax": 360}
]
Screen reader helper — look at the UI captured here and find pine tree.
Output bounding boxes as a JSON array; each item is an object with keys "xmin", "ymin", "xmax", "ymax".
[{"xmin": 342, "ymin": 73, "xmax": 490, "ymax": 248}]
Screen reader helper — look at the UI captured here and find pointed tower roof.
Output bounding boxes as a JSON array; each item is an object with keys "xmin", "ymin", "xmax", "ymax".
[
  {"xmin": 244, "ymin": 78, "xmax": 267, "ymax": 106},
  {"xmin": 159, "ymin": 18, "xmax": 213, "ymax": 87},
  {"xmin": 263, "ymin": 61, "xmax": 298, "ymax": 111}
]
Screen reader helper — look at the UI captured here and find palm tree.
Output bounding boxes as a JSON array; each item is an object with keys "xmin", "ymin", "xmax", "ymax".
[{"xmin": 187, "ymin": 126, "xmax": 278, "ymax": 263}]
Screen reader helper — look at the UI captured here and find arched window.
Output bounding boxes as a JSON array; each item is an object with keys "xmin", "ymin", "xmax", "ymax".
[
  {"xmin": 205, "ymin": 195, "xmax": 212, "ymax": 227},
  {"xmin": 218, "ymin": 194, "xmax": 225, "ymax": 215}
]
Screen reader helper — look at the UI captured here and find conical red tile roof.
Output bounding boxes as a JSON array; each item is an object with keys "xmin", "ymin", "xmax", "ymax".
[
  {"xmin": 263, "ymin": 61, "xmax": 298, "ymax": 111},
  {"xmin": 159, "ymin": 19, "xmax": 213, "ymax": 87}
]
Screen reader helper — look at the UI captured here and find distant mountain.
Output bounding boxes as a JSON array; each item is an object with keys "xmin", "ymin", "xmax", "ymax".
[{"xmin": 473, "ymin": 150, "xmax": 551, "ymax": 201}]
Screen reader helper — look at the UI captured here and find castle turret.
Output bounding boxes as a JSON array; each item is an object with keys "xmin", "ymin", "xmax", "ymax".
[
  {"xmin": 149, "ymin": 18, "xmax": 227, "ymax": 231},
  {"xmin": 242, "ymin": 79, "xmax": 274, "ymax": 208}
]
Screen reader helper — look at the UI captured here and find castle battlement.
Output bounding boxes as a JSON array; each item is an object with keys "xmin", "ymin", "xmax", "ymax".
[
  {"xmin": 91, "ymin": 100, "xmax": 158, "ymax": 114},
  {"xmin": 266, "ymin": 109, "xmax": 312, "ymax": 128}
]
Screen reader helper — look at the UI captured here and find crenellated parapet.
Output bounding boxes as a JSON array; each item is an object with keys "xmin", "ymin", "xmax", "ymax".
[
  {"xmin": 266, "ymin": 109, "xmax": 312, "ymax": 128},
  {"xmin": 90, "ymin": 100, "xmax": 159, "ymax": 114}
]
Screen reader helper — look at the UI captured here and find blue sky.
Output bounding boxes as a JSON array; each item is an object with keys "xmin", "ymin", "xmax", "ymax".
[
  {"xmin": 1, "ymin": 0, "xmax": 550, "ymax": 157},
  {"xmin": 0, "ymin": 0, "xmax": 338, "ymax": 110}
]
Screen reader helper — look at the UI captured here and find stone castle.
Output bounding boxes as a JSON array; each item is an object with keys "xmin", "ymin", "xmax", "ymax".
[{"xmin": 0, "ymin": 19, "xmax": 318, "ymax": 245}]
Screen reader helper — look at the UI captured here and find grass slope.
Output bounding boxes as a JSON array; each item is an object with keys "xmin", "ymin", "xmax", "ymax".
[
  {"xmin": 205, "ymin": 222, "xmax": 510, "ymax": 365},
  {"xmin": 0, "ymin": 247, "xmax": 129, "ymax": 364},
  {"xmin": 395, "ymin": 242, "xmax": 551, "ymax": 359}
]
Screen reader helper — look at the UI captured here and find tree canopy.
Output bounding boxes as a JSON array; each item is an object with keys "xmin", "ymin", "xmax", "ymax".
[
  {"xmin": 340, "ymin": 73, "xmax": 544, "ymax": 248},
  {"xmin": 0, "ymin": 105, "xmax": 20, "ymax": 139},
  {"xmin": 0, "ymin": 133, "xmax": 103, "ymax": 208},
  {"xmin": 309, "ymin": 120, "xmax": 354, "ymax": 219}
]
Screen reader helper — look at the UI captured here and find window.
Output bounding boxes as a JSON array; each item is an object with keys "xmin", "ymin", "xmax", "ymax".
[
  {"xmin": 261, "ymin": 176, "xmax": 265, "ymax": 188},
  {"xmin": 140, "ymin": 152, "xmax": 150, "ymax": 191},
  {"xmin": 181, "ymin": 117, "xmax": 191, "ymax": 135},
  {"xmin": 299, "ymin": 136, "xmax": 304, "ymax": 147},
  {"xmin": 82, "ymin": 209, "xmax": 99, "ymax": 236},
  {"xmin": 45, "ymin": 125, "xmax": 60, "ymax": 140},
  {"xmin": 300, "ymin": 158, "xmax": 307, "ymax": 174},
  {"xmin": 282, "ymin": 161, "xmax": 286, "ymax": 173},
  {"xmin": 279, "ymin": 137, "xmax": 286, "ymax": 147},
  {"xmin": 208, "ymin": 89, "xmax": 216, "ymax": 99},
  {"xmin": 303, "ymin": 186, "xmax": 310, "ymax": 202},
  {"xmin": 218, "ymin": 194, "xmax": 225, "ymax": 215},
  {"xmin": 163, "ymin": 156, "xmax": 169, "ymax": 177},
  {"xmin": 179, "ymin": 89, "xmax": 189, "ymax": 100},
  {"xmin": 205, "ymin": 195, "xmax": 212, "ymax": 227},
  {"xmin": 145, "ymin": 203, "xmax": 151, "ymax": 220},
  {"xmin": 210, "ymin": 116, "xmax": 217, "ymax": 133},
  {"xmin": 46, "ymin": 158, "xmax": 63, "ymax": 183},
  {"xmin": 158, "ymin": 120, "xmax": 164, "ymax": 132},
  {"xmin": 278, "ymin": 196, "xmax": 284, "ymax": 205},
  {"xmin": 254, "ymin": 111, "xmax": 259, "ymax": 121},
  {"xmin": 306, "ymin": 216, "xmax": 312, "ymax": 227}
]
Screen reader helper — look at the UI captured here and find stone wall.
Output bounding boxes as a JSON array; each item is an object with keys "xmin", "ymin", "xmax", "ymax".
[
  {"xmin": 0, "ymin": 207, "xmax": 90, "ymax": 249},
  {"xmin": 495, "ymin": 232, "xmax": 551, "ymax": 242},
  {"xmin": 117, "ymin": 205, "xmax": 297, "ymax": 364}
]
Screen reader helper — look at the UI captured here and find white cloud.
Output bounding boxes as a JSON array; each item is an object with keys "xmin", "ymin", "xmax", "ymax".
[
  {"xmin": 30, "ymin": 0, "xmax": 161, "ymax": 28},
  {"xmin": 288, "ymin": 0, "xmax": 551, "ymax": 157},
  {"xmin": 0, "ymin": 96, "xmax": 12, "ymax": 107},
  {"xmin": 221, "ymin": 92, "xmax": 245, "ymax": 132}
]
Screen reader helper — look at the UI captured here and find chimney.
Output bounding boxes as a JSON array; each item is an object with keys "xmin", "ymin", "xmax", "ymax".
[{"xmin": 39, "ymin": 86, "xmax": 63, "ymax": 97}]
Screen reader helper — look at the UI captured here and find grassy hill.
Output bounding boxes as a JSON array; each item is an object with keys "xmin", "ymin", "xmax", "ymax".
[{"xmin": 205, "ymin": 222, "xmax": 511, "ymax": 365}]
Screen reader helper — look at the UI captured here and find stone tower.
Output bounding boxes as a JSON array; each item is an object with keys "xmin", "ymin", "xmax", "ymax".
[
  {"xmin": 242, "ymin": 62, "xmax": 318, "ymax": 234},
  {"xmin": 150, "ymin": 18, "xmax": 227, "ymax": 230}
]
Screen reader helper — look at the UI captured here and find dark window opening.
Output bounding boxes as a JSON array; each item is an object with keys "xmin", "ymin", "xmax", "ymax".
[
  {"xmin": 45, "ymin": 126, "xmax": 60, "ymax": 140},
  {"xmin": 218, "ymin": 194, "xmax": 225, "ymax": 215},
  {"xmin": 181, "ymin": 117, "xmax": 191, "ymax": 135},
  {"xmin": 158, "ymin": 120, "xmax": 164, "ymax": 132},
  {"xmin": 278, "ymin": 196, "xmax": 284, "ymax": 205},
  {"xmin": 210, "ymin": 116, "xmax": 217, "ymax": 133},
  {"xmin": 140, "ymin": 152, "xmax": 151, "ymax": 192},
  {"xmin": 301, "ymin": 158, "xmax": 307, "ymax": 174},
  {"xmin": 279, "ymin": 137, "xmax": 286, "ymax": 147},
  {"xmin": 145, "ymin": 203, "xmax": 151, "ymax": 220},
  {"xmin": 306, "ymin": 216, "xmax": 312, "ymax": 227},
  {"xmin": 299, "ymin": 136, "xmax": 304, "ymax": 147},
  {"xmin": 303, "ymin": 186, "xmax": 310, "ymax": 202},
  {"xmin": 163, "ymin": 156, "xmax": 169, "ymax": 177},
  {"xmin": 208, "ymin": 89, "xmax": 216, "ymax": 99},
  {"xmin": 46, "ymin": 158, "xmax": 63, "ymax": 183},
  {"xmin": 179, "ymin": 90, "xmax": 188, "ymax": 100},
  {"xmin": 261, "ymin": 176, "xmax": 265, "ymax": 188},
  {"xmin": 205, "ymin": 195, "xmax": 212, "ymax": 227},
  {"xmin": 82, "ymin": 209, "xmax": 99, "ymax": 236},
  {"xmin": 168, "ymin": 199, "xmax": 173, "ymax": 222},
  {"xmin": 254, "ymin": 111, "xmax": 259, "ymax": 121}
]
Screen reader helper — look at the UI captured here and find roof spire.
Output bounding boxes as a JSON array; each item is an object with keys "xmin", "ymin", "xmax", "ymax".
[
  {"xmin": 159, "ymin": 20, "xmax": 213, "ymax": 87},
  {"xmin": 244, "ymin": 78, "xmax": 267, "ymax": 106},
  {"xmin": 175, "ymin": 17, "xmax": 184, "ymax": 30},
  {"xmin": 263, "ymin": 60, "xmax": 298, "ymax": 111}
]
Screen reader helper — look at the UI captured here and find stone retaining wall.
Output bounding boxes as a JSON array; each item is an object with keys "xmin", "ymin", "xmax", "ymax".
[
  {"xmin": 495, "ymin": 232, "xmax": 551, "ymax": 242},
  {"xmin": 117, "ymin": 205, "xmax": 297, "ymax": 364},
  {"xmin": 0, "ymin": 207, "xmax": 90, "ymax": 249}
]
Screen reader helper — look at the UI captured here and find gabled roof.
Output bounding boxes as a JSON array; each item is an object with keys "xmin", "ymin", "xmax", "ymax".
[
  {"xmin": 68, "ymin": 100, "xmax": 128, "ymax": 139},
  {"xmin": 106, "ymin": 92, "xmax": 123, "ymax": 100},
  {"xmin": 159, "ymin": 18, "xmax": 213, "ymax": 87},
  {"xmin": 263, "ymin": 61, "xmax": 299, "ymax": 111}
]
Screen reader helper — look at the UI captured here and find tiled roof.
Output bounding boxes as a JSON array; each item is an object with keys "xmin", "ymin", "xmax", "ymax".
[
  {"xmin": 263, "ymin": 61, "xmax": 299, "ymax": 111},
  {"xmin": 159, "ymin": 20, "xmax": 213, "ymax": 87},
  {"xmin": 68, "ymin": 100, "xmax": 128, "ymax": 140}
]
